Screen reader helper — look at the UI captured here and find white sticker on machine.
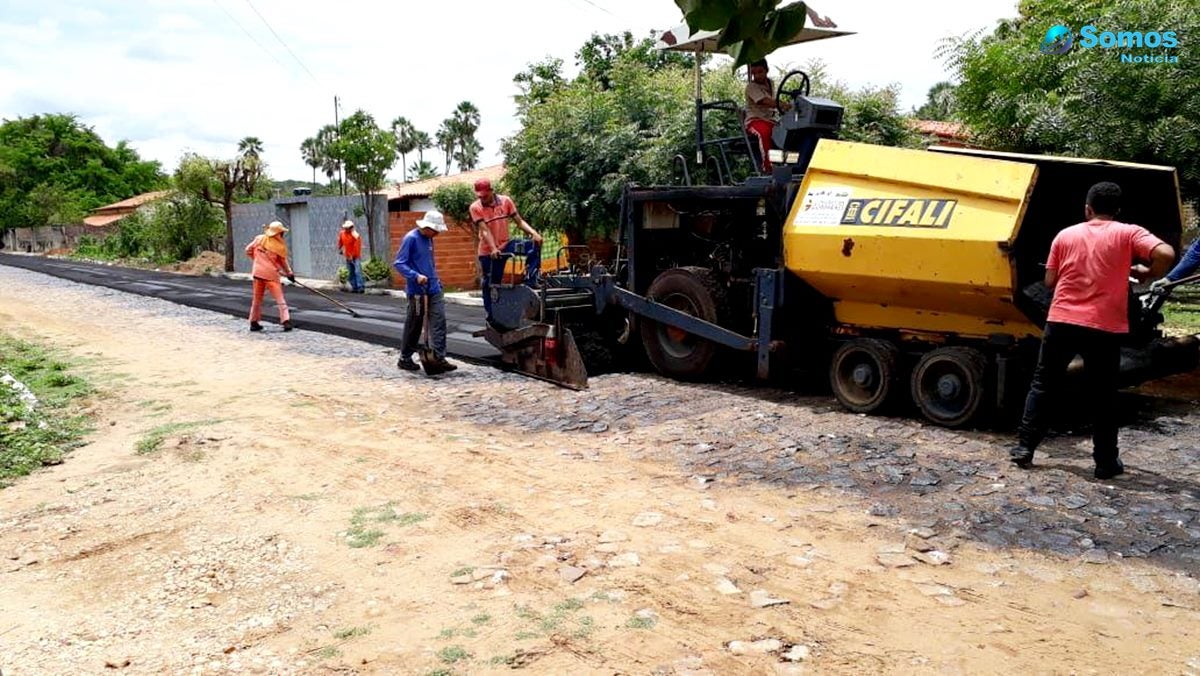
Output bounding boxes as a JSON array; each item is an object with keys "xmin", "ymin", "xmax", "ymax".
[{"xmin": 793, "ymin": 186, "xmax": 852, "ymax": 226}]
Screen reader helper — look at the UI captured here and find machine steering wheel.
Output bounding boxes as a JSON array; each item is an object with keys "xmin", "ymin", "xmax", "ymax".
[{"xmin": 775, "ymin": 70, "xmax": 811, "ymax": 115}]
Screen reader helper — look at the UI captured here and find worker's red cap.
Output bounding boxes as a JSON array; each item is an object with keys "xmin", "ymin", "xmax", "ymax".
[{"xmin": 474, "ymin": 179, "xmax": 492, "ymax": 194}]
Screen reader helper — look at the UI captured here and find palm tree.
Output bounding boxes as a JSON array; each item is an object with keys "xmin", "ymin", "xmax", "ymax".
[
  {"xmin": 316, "ymin": 124, "xmax": 342, "ymax": 193},
  {"xmin": 453, "ymin": 136, "xmax": 482, "ymax": 171},
  {"xmin": 451, "ymin": 101, "xmax": 480, "ymax": 138},
  {"xmin": 409, "ymin": 160, "xmax": 439, "ymax": 180},
  {"xmin": 914, "ymin": 81, "xmax": 956, "ymax": 121},
  {"xmin": 450, "ymin": 101, "xmax": 482, "ymax": 172},
  {"xmin": 238, "ymin": 136, "xmax": 264, "ymax": 159},
  {"xmin": 390, "ymin": 116, "xmax": 417, "ymax": 182},
  {"xmin": 413, "ymin": 130, "xmax": 433, "ymax": 163},
  {"xmin": 435, "ymin": 121, "xmax": 456, "ymax": 175},
  {"xmin": 299, "ymin": 137, "xmax": 322, "ymax": 189}
]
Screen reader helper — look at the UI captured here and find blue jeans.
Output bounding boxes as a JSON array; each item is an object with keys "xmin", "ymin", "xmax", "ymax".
[
  {"xmin": 1167, "ymin": 239, "xmax": 1200, "ymax": 281},
  {"xmin": 479, "ymin": 239, "xmax": 541, "ymax": 319},
  {"xmin": 346, "ymin": 257, "xmax": 364, "ymax": 291}
]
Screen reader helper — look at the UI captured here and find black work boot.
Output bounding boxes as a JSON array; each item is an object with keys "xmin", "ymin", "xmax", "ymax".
[
  {"xmin": 1009, "ymin": 445, "xmax": 1034, "ymax": 469},
  {"xmin": 438, "ymin": 357, "xmax": 458, "ymax": 372},
  {"xmin": 397, "ymin": 356, "xmax": 420, "ymax": 371},
  {"xmin": 250, "ymin": 321, "xmax": 263, "ymax": 332},
  {"xmin": 1094, "ymin": 459, "xmax": 1125, "ymax": 480},
  {"xmin": 282, "ymin": 320, "xmax": 294, "ymax": 332}
]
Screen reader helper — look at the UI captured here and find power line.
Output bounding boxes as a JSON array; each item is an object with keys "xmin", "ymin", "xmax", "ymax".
[
  {"xmin": 241, "ymin": 0, "xmax": 321, "ymax": 85},
  {"xmin": 209, "ymin": 0, "xmax": 290, "ymax": 73},
  {"xmin": 577, "ymin": 0, "xmax": 618, "ymax": 16}
]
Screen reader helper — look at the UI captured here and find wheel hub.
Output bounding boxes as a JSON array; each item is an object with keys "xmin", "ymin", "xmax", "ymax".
[
  {"xmin": 936, "ymin": 373, "xmax": 962, "ymax": 399},
  {"xmin": 851, "ymin": 363, "xmax": 876, "ymax": 388}
]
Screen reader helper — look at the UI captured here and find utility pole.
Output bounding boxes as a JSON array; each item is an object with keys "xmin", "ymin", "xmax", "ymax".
[{"xmin": 334, "ymin": 95, "xmax": 344, "ymax": 196}]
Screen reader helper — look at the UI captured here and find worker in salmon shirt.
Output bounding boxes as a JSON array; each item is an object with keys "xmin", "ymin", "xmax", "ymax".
[{"xmin": 245, "ymin": 220, "xmax": 296, "ymax": 332}]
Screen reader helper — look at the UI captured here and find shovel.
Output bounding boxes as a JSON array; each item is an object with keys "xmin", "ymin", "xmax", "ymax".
[{"xmin": 418, "ymin": 292, "xmax": 444, "ymax": 376}]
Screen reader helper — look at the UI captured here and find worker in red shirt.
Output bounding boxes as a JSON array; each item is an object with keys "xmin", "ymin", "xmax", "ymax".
[
  {"xmin": 337, "ymin": 219, "xmax": 365, "ymax": 293},
  {"xmin": 1011, "ymin": 182, "xmax": 1175, "ymax": 479},
  {"xmin": 470, "ymin": 179, "xmax": 543, "ymax": 327}
]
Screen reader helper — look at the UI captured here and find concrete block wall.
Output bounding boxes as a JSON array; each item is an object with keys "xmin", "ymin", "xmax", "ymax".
[
  {"xmin": 232, "ymin": 194, "xmax": 387, "ymax": 280},
  {"xmin": 230, "ymin": 202, "xmax": 277, "ymax": 275}
]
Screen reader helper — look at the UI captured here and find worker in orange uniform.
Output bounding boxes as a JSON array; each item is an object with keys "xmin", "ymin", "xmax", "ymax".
[
  {"xmin": 245, "ymin": 220, "xmax": 296, "ymax": 332},
  {"xmin": 338, "ymin": 219, "xmax": 365, "ymax": 293}
]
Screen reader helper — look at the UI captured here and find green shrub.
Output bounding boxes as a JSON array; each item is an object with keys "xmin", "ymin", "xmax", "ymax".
[
  {"xmin": 430, "ymin": 183, "xmax": 475, "ymax": 225},
  {"xmin": 362, "ymin": 257, "xmax": 391, "ymax": 282},
  {"xmin": 71, "ymin": 192, "xmax": 220, "ymax": 264}
]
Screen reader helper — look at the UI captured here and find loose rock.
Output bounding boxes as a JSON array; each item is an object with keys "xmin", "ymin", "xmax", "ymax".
[
  {"xmin": 913, "ymin": 550, "xmax": 952, "ymax": 566},
  {"xmin": 749, "ymin": 590, "xmax": 790, "ymax": 608},
  {"xmin": 782, "ymin": 644, "xmax": 811, "ymax": 662},
  {"xmin": 728, "ymin": 639, "xmax": 783, "ymax": 655},
  {"xmin": 633, "ymin": 512, "xmax": 664, "ymax": 527},
  {"xmin": 559, "ymin": 566, "xmax": 587, "ymax": 583},
  {"xmin": 599, "ymin": 530, "xmax": 629, "ymax": 544},
  {"xmin": 877, "ymin": 552, "xmax": 918, "ymax": 568},
  {"xmin": 610, "ymin": 552, "xmax": 641, "ymax": 568},
  {"xmin": 714, "ymin": 578, "xmax": 742, "ymax": 595}
]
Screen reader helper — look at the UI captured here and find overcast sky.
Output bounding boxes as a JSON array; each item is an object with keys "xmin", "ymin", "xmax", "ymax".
[{"xmin": 0, "ymin": 0, "xmax": 1018, "ymax": 184}]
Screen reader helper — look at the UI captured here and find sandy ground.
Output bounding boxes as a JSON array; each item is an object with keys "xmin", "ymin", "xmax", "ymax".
[{"xmin": 1, "ymin": 267, "xmax": 1199, "ymax": 676}]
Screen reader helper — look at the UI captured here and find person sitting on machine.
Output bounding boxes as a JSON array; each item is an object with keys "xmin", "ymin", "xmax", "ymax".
[{"xmin": 744, "ymin": 58, "xmax": 791, "ymax": 174}]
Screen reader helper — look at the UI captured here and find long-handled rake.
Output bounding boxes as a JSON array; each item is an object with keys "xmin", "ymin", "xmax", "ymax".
[{"xmin": 287, "ymin": 277, "xmax": 362, "ymax": 318}]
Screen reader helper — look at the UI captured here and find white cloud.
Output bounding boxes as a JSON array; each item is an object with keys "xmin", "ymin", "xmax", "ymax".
[{"xmin": 0, "ymin": 0, "xmax": 1017, "ymax": 183}]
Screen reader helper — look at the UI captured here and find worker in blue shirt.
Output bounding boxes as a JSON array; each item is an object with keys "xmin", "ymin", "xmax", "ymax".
[
  {"xmin": 393, "ymin": 209, "xmax": 455, "ymax": 374},
  {"xmin": 1152, "ymin": 238, "xmax": 1200, "ymax": 288}
]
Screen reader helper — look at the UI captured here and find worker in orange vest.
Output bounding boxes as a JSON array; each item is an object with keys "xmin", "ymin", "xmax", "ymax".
[
  {"xmin": 338, "ymin": 219, "xmax": 365, "ymax": 293},
  {"xmin": 245, "ymin": 221, "xmax": 295, "ymax": 332}
]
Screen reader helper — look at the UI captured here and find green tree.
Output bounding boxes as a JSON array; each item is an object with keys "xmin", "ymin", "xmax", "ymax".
[
  {"xmin": 0, "ymin": 113, "xmax": 165, "ymax": 231},
  {"xmin": 913, "ymin": 81, "xmax": 956, "ymax": 121},
  {"xmin": 413, "ymin": 130, "xmax": 433, "ymax": 164},
  {"xmin": 409, "ymin": 160, "xmax": 439, "ymax": 180},
  {"xmin": 25, "ymin": 183, "xmax": 87, "ymax": 228},
  {"xmin": 803, "ymin": 60, "xmax": 919, "ymax": 148},
  {"xmin": 577, "ymin": 31, "xmax": 699, "ymax": 89},
  {"xmin": 944, "ymin": 0, "xmax": 1200, "ymax": 199},
  {"xmin": 143, "ymin": 192, "xmax": 223, "ymax": 262},
  {"xmin": 316, "ymin": 124, "xmax": 343, "ymax": 194},
  {"xmin": 391, "ymin": 116, "xmax": 417, "ymax": 182},
  {"xmin": 503, "ymin": 37, "xmax": 913, "ymax": 241},
  {"xmin": 450, "ymin": 101, "xmax": 482, "ymax": 171},
  {"xmin": 453, "ymin": 136, "xmax": 482, "ymax": 172},
  {"xmin": 238, "ymin": 136, "xmax": 264, "ymax": 159},
  {"xmin": 435, "ymin": 121, "xmax": 456, "ymax": 175},
  {"xmin": 300, "ymin": 137, "xmax": 323, "ymax": 188},
  {"xmin": 430, "ymin": 182, "xmax": 476, "ymax": 224},
  {"xmin": 174, "ymin": 144, "xmax": 263, "ymax": 272},
  {"xmin": 673, "ymin": 0, "xmax": 811, "ymax": 68},
  {"xmin": 503, "ymin": 38, "xmax": 746, "ymax": 241},
  {"xmin": 327, "ymin": 110, "xmax": 397, "ymax": 257},
  {"xmin": 513, "ymin": 58, "xmax": 568, "ymax": 108}
]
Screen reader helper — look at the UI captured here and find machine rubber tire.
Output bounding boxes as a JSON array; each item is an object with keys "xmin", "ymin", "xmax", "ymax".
[
  {"xmin": 640, "ymin": 267, "xmax": 726, "ymax": 381},
  {"xmin": 910, "ymin": 346, "xmax": 989, "ymax": 428},
  {"xmin": 830, "ymin": 338, "xmax": 902, "ymax": 414}
]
